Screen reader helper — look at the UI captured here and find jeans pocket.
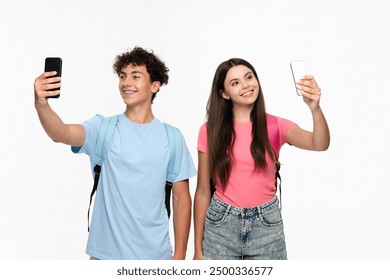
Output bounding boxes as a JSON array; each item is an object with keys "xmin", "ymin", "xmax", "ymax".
[
  {"xmin": 205, "ymin": 204, "xmax": 228, "ymax": 226},
  {"xmin": 259, "ymin": 205, "xmax": 283, "ymax": 227}
]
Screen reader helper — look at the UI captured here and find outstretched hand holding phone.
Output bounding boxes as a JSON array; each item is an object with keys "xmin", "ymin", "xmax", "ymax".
[
  {"xmin": 34, "ymin": 57, "xmax": 85, "ymax": 146},
  {"xmin": 34, "ymin": 72, "xmax": 62, "ymax": 102},
  {"xmin": 43, "ymin": 57, "xmax": 62, "ymax": 98},
  {"xmin": 290, "ymin": 61, "xmax": 322, "ymax": 112},
  {"xmin": 34, "ymin": 57, "xmax": 62, "ymax": 107}
]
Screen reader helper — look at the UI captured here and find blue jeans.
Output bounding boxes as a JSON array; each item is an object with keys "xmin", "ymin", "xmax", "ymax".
[{"xmin": 203, "ymin": 195, "xmax": 287, "ymax": 260}]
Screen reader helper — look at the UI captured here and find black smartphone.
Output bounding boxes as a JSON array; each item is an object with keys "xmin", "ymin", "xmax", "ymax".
[{"xmin": 44, "ymin": 57, "xmax": 62, "ymax": 98}]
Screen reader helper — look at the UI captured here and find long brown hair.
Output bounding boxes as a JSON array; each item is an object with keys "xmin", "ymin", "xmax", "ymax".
[{"xmin": 206, "ymin": 58, "xmax": 277, "ymax": 190}]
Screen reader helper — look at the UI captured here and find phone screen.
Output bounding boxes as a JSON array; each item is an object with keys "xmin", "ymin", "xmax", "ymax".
[
  {"xmin": 290, "ymin": 60, "xmax": 306, "ymax": 96},
  {"xmin": 44, "ymin": 57, "xmax": 62, "ymax": 98}
]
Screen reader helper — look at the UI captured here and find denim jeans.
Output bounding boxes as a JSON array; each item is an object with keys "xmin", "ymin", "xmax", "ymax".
[{"xmin": 203, "ymin": 195, "xmax": 287, "ymax": 260}]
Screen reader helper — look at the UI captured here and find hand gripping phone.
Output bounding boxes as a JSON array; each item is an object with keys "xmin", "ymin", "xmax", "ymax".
[
  {"xmin": 44, "ymin": 57, "xmax": 62, "ymax": 98},
  {"xmin": 290, "ymin": 60, "xmax": 306, "ymax": 96}
]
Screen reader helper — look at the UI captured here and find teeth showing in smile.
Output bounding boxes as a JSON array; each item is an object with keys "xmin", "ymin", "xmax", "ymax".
[
  {"xmin": 241, "ymin": 90, "xmax": 253, "ymax": 97},
  {"xmin": 123, "ymin": 89, "xmax": 136, "ymax": 94}
]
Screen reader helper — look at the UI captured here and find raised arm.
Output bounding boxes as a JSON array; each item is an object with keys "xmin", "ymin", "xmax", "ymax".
[
  {"xmin": 193, "ymin": 151, "xmax": 211, "ymax": 260},
  {"xmin": 34, "ymin": 72, "xmax": 85, "ymax": 146},
  {"xmin": 287, "ymin": 75, "xmax": 330, "ymax": 151}
]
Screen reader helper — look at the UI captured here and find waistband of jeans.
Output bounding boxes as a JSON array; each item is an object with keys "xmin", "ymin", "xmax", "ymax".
[{"xmin": 211, "ymin": 195, "xmax": 279, "ymax": 216}]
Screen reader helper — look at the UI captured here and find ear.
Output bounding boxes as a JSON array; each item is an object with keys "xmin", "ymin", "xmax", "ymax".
[
  {"xmin": 220, "ymin": 90, "xmax": 230, "ymax": 100},
  {"xmin": 151, "ymin": 81, "xmax": 161, "ymax": 94}
]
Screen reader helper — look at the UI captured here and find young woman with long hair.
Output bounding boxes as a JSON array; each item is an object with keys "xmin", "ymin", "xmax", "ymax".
[{"xmin": 193, "ymin": 58, "xmax": 330, "ymax": 260}]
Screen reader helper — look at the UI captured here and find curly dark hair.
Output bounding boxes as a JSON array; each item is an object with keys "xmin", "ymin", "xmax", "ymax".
[{"xmin": 113, "ymin": 47, "xmax": 169, "ymax": 101}]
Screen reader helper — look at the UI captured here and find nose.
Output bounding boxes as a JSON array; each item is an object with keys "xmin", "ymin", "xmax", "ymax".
[
  {"xmin": 122, "ymin": 77, "xmax": 133, "ymax": 87},
  {"xmin": 242, "ymin": 81, "xmax": 249, "ymax": 90}
]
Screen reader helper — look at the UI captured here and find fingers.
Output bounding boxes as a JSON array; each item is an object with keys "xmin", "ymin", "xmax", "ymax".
[
  {"xmin": 34, "ymin": 72, "xmax": 61, "ymax": 98},
  {"xmin": 35, "ymin": 72, "xmax": 60, "ymax": 83},
  {"xmin": 40, "ymin": 89, "xmax": 61, "ymax": 99},
  {"xmin": 302, "ymin": 75, "xmax": 317, "ymax": 84},
  {"xmin": 36, "ymin": 71, "xmax": 58, "ymax": 80},
  {"xmin": 36, "ymin": 77, "xmax": 61, "ymax": 88},
  {"xmin": 296, "ymin": 75, "xmax": 321, "ymax": 100}
]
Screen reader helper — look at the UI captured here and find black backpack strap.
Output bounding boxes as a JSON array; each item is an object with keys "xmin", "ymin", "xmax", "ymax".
[
  {"xmin": 209, "ymin": 178, "xmax": 216, "ymax": 201},
  {"xmin": 88, "ymin": 165, "xmax": 101, "ymax": 232},
  {"xmin": 165, "ymin": 182, "xmax": 172, "ymax": 218},
  {"xmin": 268, "ymin": 114, "xmax": 282, "ymax": 209},
  {"xmin": 275, "ymin": 161, "xmax": 282, "ymax": 210},
  {"xmin": 164, "ymin": 123, "xmax": 183, "ymax": 219}
]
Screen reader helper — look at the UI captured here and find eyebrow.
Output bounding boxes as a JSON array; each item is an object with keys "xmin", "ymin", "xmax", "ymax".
[
  {"xmin": 228, "ymin": 71, "xmax": 253, "ymax": 84},
  {"xmin": 119, "ymin": 70, "xmax": 145, "ymax": 76},
  {"xmin": 130, "ymin": 71, "xmax": 144, "ymax": 75}
]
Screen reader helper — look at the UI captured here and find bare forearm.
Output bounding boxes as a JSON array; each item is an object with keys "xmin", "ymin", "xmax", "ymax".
[
  {"xmin": 193, "ymin": 187, "xmax": 210, "ymax": 259},
  {"xmin": 192, "ymin": 152, "xmax": 211, "ymax": 259},
  {"xmin": 35, "ymin": 103, "xmax": 68, "ymax": 143},
  {"xmin": 34, "ymin": 72, "xmax": 85, "ymax": 146},
  {"xmin": 296, "ymin": 75, "xmax": 330, "ymax": 151},
  {"xmin": 193, "ymin": 199, "xmax": 207, "ymax": 254},
  {"xmin": 172, "ymin": 192, "xmax": 191, "ymax": 259},
  {"xmin": 35, "ymin": 103, "xmax": 85, "ymax": 146},
  {"xmin": 311, "ymin": 107, "xmax": 330, "ymax": 151}
]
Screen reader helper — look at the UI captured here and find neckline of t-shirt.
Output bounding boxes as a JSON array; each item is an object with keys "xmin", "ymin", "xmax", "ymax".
[
  {"xmin": 120, "ymin": 113, "xmax": 157, "ymax": 127},
  {"xmin": 234, "ymin": 121, "xmax": 252, "ymax": 126}
]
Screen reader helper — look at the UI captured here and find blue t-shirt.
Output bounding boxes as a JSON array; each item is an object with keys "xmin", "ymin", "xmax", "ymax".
[{"xmin": 72, "ymin": 114, "xmax": 196, "ymax": 259}]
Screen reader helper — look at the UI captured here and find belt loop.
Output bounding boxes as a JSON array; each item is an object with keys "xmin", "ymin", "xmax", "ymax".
[
  {"xmin": 256, "ymin": 205, "xmax": 262, "ymax": 218},
  {"xmin": 226, "ymin": 204, "xmax": 231, "ymax": 216}
]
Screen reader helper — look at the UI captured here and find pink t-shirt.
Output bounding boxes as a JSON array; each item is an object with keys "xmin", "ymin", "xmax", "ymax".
[{"xmin": 197, "ymin": 114, "xmax": 295, "ymax": 208}]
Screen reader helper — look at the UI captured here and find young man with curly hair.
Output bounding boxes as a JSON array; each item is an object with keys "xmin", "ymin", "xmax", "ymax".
[{"xmin": 34, "ymin": 47, "xmax": 196, "ymax": 260}]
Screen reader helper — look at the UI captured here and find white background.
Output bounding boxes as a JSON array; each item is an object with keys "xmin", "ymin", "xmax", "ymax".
[{"xmin": 1, "ymin": 0, "xmax": 389, "ymax": 260}]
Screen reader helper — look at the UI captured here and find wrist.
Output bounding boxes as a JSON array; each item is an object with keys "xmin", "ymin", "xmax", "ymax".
[
  {"xmin": 310, "ymin": 105, "xmax": 322, "ymax": 114},
  {"xmin": 35, "ymin": 99, "xmax": 49, "ymax": 110},
  {"xmin": 172, "ymin": 252, "xmax": 186, "ymax": 260},
  {"xmin": 193, "ymin": 251, "xmax": 203, "ymax": 260},
  {"xmin": 194, "ymin": 247, "xmax": 203, "ymax": 255}
]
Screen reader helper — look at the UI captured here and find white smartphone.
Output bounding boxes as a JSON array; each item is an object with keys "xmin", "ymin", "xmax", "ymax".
[{"xmin": 290, "ymin": 60, "xmax": 307, "ymax": 96}]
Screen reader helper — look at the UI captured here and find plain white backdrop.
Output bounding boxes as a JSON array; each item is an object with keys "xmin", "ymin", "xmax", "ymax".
[{"xmin": 1, "ymin": 0, "xmax": 389, "ymax": 260}]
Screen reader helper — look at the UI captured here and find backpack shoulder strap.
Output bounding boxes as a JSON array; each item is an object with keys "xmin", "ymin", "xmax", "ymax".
[
  {"xmin": 88, "ymin": 115, "xmax": 118, "ymax": 231},
  {"xmin": 163, "ymin": 123, "xmax": 183, "ymax": 218},
  {"xmin": 91, "ymin": 115, "xmax": 119, "ymax": 167},
  {"xmin": 164, "ymin": 123, "xmax": 183, "ymax": 183}
]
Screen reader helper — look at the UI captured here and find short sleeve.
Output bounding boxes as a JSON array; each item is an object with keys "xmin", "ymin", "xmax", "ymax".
[
  {"xmin": 71, "ymin": 114, "xmax": 104, "ymax": 156},
  {"xmin": 276, "ymin": 117, "xmax": 296, "ymax": 146},
  {"xmin": 172, "ymin": 129, "xmax": 197, "ymax": 183},
  {"xmin": 197, "ymin": 122, "xmax": 208, "ymax": 154}
]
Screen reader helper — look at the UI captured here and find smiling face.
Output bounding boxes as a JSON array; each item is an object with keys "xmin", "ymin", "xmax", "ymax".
[
  {"xmin": 221, "ymin": 64, "xmax": 259, "ymax": 109},
  {"xmin": 118, "ymin": 64, "xmax": 160, "ymax": 108}
]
